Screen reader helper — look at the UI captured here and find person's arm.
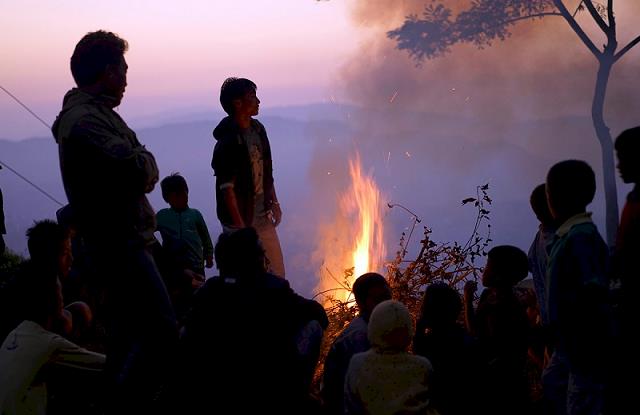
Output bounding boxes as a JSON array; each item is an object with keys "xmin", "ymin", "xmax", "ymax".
[
  {"xmin": 269, "ymin": 185, "xmax": 282, "ymax": 227},
  {"xmin": 50, "ymin": 335, "xmax": 105, "ymax": 371},
  {"xmin": 221, "ymin": 187, "xmax": 245, "ymax": 228},
  {"xmin": 71, "ymin": 117, "xmax": 159, "ymax": 193},
  {"xmin": 212, "ymin": 140, "xmax": 244, "ymax": 228},
  {"xmin": 195, "ymin": 210, "xmax": 214, "ymax": 268}
]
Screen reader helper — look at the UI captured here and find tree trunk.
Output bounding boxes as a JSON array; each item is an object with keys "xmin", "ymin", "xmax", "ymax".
[{"xmin": 592, "ymin": 55, "xmax": 618, "ymax": 246}]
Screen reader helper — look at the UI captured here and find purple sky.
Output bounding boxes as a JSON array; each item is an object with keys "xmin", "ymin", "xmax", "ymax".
[{"xmin": 1, "ymin": 0, "xmax": 358, "ymax": 140}]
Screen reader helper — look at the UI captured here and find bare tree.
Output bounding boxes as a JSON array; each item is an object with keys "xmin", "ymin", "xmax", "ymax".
[{"xmin": 388, "ymin": 0, "xmax": 640, "ymax": 246}]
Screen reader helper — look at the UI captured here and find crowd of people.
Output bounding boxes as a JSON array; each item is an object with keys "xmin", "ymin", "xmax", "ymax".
[{"xmin": 0, "ymin": 30, "xmax": 638, "ymax": 415}]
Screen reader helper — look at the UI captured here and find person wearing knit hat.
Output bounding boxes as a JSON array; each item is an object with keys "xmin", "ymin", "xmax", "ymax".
[{"xmin": 344, "ymin": 300, "xmax": 438, "ymax": 415}]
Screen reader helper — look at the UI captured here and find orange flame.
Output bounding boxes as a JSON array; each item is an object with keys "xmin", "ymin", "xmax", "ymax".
[{"xmin": 315, "ymin": 153, "xmax": 386, "ymax": 304}]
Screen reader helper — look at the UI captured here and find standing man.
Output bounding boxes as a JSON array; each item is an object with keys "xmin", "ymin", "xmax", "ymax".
[
  {"xmin": 211, "ymin": 77, "xmax": 286, "ymax": 277},
  {"xmin": 51, "ymin": 30, "xmax": 177, "ymax": 412}
]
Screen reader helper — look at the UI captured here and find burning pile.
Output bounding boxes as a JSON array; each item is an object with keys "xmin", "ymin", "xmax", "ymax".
[{"xmin": 314, "ymin": 154, "xmax": 386, "ymax": 305}]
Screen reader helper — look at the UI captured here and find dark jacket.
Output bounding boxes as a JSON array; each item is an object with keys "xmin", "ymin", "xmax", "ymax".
[
  {"xmin": 52, "ymin": 89, "xmax": 158, "ymax": 246},
  {"xmin": 211, "ymin": 117, "xmax": 274, "ymax": 227}
]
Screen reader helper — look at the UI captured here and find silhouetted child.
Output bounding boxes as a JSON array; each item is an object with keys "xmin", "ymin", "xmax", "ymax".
[
  {"xmin": 542, "ymin": 160, "xmax": 609, "ymax": 415},
  {"xmin": 464, "ymin": 245, "xmax": 531, "ymax": 414},
  {"xmin": 156, "ymin": 174, "xmax": 213, "ymax": 318},
  {"xmin": 344, "ymin": 300, "xmax": 437, "ymax": 415},
  {"xmin": 26, "ymin": 220, "xmax": 93, "ymax": 344},
  {"xmin": 414, "ymin": 282, "xmax": 479, "ymax": 415},
  {"xmin": 609, "ymin": 127, "xmax": 640, "ymax": 413},
  {"xmin": 322, "ymin": 272, "xmax": 392, "ymax": 415}
]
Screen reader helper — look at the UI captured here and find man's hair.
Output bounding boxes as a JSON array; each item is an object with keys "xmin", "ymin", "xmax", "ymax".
[
  {"xmin": 615, "ymin": 127, "xmax": 640, "ymax": 155},
  {"xmin": 352, "ymin": 272, "xmax": 390, "ymax": 306},
  {"xmin": 70, "ymin": 30, "xmax": 128, "ymax": 87},
  {"xmin": 418, "ymin": 282, "xmax": 462, "ymax": 328},
  {"xmin": 26, "ymin": 220, "xmax": 67, "ymax": 263},
  {"xmin": 214, "ymin": 227, "xmax": 265, "ymax": 277},
  {"xmin": 487, "ymin": 245, "xmax": 529, "ymax": 286},
  {"xmin": 17, "ymin": 261, "xmax": 61, "ymax": 325},
  {"xmin": 161, "ymin": 173, "xmax": 188, "ymax": 202},
  {"xmin": 220, "ymin": 77, "xmax": 257, "ymax": 115},
  {"xmin": 530, "ymin": 183, "xmax": 553, "ymax": 226},
  {"xmin": 546, "ymin": 160, "xmax": 596, "ymax": 213}
]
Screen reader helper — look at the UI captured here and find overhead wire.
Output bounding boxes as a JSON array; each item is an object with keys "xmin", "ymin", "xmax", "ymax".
[{"xmin": 0, "ymin": 84, "xmax": 64, "ymax": 207}]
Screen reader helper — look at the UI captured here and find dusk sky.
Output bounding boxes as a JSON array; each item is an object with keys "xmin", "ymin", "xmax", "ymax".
[{"xmin": 1, "ymin": 0, "xmax": 359, "ymax": 139}]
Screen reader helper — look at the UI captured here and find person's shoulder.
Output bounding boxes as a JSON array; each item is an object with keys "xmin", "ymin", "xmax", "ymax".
[
  {"xmin": 567, "ymin": 222, "xmax": 605, "ymax": 247},
  {"xmin": 213, "ymin": 116, "xmax": 239, "ymax": 143},
  {"xmin": 263, "ymin": 273, "xmax": 291, "ymax": 290},
  {"xmin": 251, "ymin": 118, "xmax": 266, "ymax": 132},
  {"xmin": 336, "ymin": 316, "xmax": 368, "ymax": 343},
  {"xmin": 410, "ymin": 353, "xmax": 433, "ymax": 370},
  {"xmin": 348, "ymin": 349, "xmax": 371, "ymax": 369},
  {"xmin": 155, "ymin": 208, "xmax": 172, "ymax": 221},
  {"xmin": 188, "ymin": 208, "xmax": 205, "ymax": 218}
]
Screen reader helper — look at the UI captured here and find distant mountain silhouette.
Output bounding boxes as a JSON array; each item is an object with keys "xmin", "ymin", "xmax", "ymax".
[{"xmin": 0, "ymin": 104, "xmax": 629, "ymax": 295}]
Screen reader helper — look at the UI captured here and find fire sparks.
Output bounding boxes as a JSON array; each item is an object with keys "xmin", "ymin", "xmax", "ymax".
[{"xmin": 315, "ymin": 153, "xmax": 386, "ymax": 304}]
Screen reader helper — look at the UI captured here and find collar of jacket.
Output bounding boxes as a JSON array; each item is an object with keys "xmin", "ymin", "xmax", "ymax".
[{"xmin": 555, "ymin": 212, "xmax": 593, "ymax": 237}]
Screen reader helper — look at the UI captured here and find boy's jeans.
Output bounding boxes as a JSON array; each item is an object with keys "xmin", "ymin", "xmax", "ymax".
[{"xmin": 543, "ymin": 349, "xmax": 605, "ymax": 415}]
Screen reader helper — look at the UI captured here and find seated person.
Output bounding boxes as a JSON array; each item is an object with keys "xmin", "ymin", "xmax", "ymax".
[
  {"xmin": 0, "ymin": 262, "xmax": 105, "ymax": 415},
  {"xmin": 26, "ymin": 220, "xmax": 92, "ymax": 342},
  {"xmin": 322, "ymin": 272, "xmax": 391, "ymax": 415},
  {"xmin": 179, "ymin": 228, "xmax": 328, "ymax": 413},
  {"xmin": 345, "ymin": 300, "xmax": 437, "ymax": 415}
]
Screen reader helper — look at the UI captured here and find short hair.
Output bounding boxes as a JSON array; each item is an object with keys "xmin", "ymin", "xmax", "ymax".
[
  {"xmin": 352, "ymin": 272, "xmax": 390, "ymax": 305},
  {"xmin": 220, "ymin": 77, "xmax": 257, "ymax": 115},
  {"xmin": 546, "ymin": 160, "xmax": 596, "ymax": 213},
  {"xmin": 486, "ymin": 245, "xmax": 529, "ymax": 286},
  {"xmin": 161, "ymin": 173, "xmax": 188, "ymax": 202},
  {"xmin": 26, "ymin": 220, "xmax": 67, "ymax": 263},
  {"xmin": 615, "ymin": 127, "xmax": 640, "ymax": 155},
  {"xmin": 530, "ymin": 183, "xmax": 553, "ymax": 225},
  {"xmin": 418, "ymin": 282, "xmax": 462, "ymax": 328},
  {"xmin": 214, "ymin": 227, "xmax": 265, "ymax": 277},
  {"xmin": 70, "ymin": 30, "xmax": 128, "ymax": 87}
]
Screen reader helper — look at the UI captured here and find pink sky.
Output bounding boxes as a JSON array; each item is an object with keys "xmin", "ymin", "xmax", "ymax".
[{"xmin": 0, "ymin": 0, "xmax": 359, "ymax": 139}]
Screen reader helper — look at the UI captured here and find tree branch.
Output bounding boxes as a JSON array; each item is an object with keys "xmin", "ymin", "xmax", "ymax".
[
  {"xmin": 583, "ymin": 0, "xmax": 609, "ymax": 33},
  {"xmin": 500, "ymin": 12, "xmax": 563, "ymax": 26},
  {"xmin": 607, "ymin": 0, "xmax": 616, "ymax": 32},
  {"xmin": 614, "ymin": 34, "xmax": 640, "ymax": 62},
  {"xmin": 553, "ymin": 0, "xmax": 602, "ymax": 58}
]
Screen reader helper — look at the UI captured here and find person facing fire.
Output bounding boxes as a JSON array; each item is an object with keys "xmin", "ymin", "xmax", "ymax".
[
  {"xmin": 464, "ymin": 245, "xmax": 531, "ymax": 414},
  {"xmin": 211, "ymin": 77, "xmax": 285, "ymax": 277},
  {"xmin": 322, "ymin": 272, "xmax": 392, "ymax": 415},
  {"xmin": 179, "ymin": 227, "xmax": 327, "ymax": 413},
  {"xmin": 542, "ymin": 160, "xmax": 609, "ymax": 415}
]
